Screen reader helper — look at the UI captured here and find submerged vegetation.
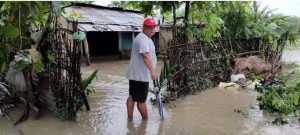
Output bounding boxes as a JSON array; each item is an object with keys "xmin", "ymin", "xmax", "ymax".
[
  {"xmin": 252, "ymin": 61, "xmax": 300, "ymax": 124},
  {"xmin": 256, "ymin": 81, "xmax": 300, "ymax": 124},
  {"xmin": 280, "ymin": 62, "xmax": 300, "ymax": 87}
]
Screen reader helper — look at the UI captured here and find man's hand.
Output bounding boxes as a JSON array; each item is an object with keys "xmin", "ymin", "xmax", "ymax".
[{"xmin": 150, "ymin": 71, "xmax": 157, "ymax": 80}]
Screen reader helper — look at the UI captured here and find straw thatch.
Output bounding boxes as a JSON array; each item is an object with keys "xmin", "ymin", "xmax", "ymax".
[{"xmin": 233, "ymin": 56, "xmax": 272, "ymax": 76}]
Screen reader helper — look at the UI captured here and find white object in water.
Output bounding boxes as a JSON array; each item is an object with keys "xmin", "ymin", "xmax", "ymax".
[
  {"xmin": 218, "ymin": 82, "xmax": 239, "ymax": 90},
  {"xmin": 230, "ymin": 74, "xmax": 245, "ymax": 82}
]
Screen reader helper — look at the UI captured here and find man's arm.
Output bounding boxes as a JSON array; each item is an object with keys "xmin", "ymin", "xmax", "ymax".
[{"xmin": 141, "ymin": 52, "xmax": 157, "ymax": 80}]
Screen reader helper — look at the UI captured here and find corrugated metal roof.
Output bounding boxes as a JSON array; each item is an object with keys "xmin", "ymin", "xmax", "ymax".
[
  {"xmin": 78, "ymin": 24, "xmax": 144, "ymax": 32},
  {"xmin": 78, "ymin": 24, "xmax": 98, "ymax": 31},
  {"xmin": 63, "ymin": 4, "xmax": 159, "ymax": 32},
  {"xmin": 160, "ymin": 20, "xmax": 183, "ymax": 28}
]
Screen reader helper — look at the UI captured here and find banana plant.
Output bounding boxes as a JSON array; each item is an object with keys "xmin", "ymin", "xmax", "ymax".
[
  {"xmin": 154, "ymin": 60, "xmax": 178, "ymax": 88},
  {"xmin": 81, "ymin": 69, "xmax": 99, "ymax": 96},
  {"xmin": 150, "ymin": 60, "xmax": 177, "ymax": 105}
]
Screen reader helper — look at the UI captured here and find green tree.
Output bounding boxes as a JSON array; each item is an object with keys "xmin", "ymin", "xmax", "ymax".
[
  {"xmin": 124, "ymin": 1, "xmax": 156, "ymax": 17},
  {"xmin": 287, "ymin": 16, "xmax": 300, "ymax": 35},
  {"xmin": 108, "ymin": 1, "xmax": 126, "ymax": 7},
  {"xmin": 0, "ymin": 1, "xmax": 51, "ymax": 74},
  {"xmin": 124, "ymin": 1, "xmax": 182, "ymax": 24}
]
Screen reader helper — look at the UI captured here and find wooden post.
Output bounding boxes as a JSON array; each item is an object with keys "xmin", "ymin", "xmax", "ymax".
[
  {"xmin": 83, "ymin": 37, "xmax": 90, "ymax": 65},
  {"xmin": 80, "ymin": 41, "xmax": 84, "ymax": 58}
]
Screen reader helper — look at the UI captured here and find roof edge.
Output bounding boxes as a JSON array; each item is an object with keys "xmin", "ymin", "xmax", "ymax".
[{"xmin": 62, "ymin": 2, "xmax": 142, "ymax": 14}]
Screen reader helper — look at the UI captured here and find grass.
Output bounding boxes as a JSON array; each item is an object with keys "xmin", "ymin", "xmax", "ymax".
[
  {"xmin": 281, "ymin": 36, "xmax": 300, "ymax": 86},
  {"xmin": 279, "ymin": 61, "xmax": 300, "ymax": 86}
]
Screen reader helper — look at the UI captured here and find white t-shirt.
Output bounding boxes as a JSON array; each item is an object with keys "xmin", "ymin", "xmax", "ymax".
[{"xmin": 126, "ymin": 32, "xmax": 157, "ymax": 82}]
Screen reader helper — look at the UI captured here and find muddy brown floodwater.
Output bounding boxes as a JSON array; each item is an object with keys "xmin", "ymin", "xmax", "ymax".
[{"xmin": 1, "ymin": 51, "xmax": 300, "ymax": 135}]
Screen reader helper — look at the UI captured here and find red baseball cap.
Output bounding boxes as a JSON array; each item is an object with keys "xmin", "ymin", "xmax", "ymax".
[{"xmin": 143, "ymin": 18, "xmax": 157, "ymax": 26}]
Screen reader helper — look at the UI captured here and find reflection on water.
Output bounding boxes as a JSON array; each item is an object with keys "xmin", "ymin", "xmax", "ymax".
[
  {"xmin": 1, "ymin": 55, "xmax": 300, "ymax": 134},
  {"xmin": 126, "ymin": 119, "xmax": 148, "ymax": 135}
]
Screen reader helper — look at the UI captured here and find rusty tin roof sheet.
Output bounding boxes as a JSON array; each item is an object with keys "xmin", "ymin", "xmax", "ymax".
[{"xmin": 63, "ymin": 4, "xmax": 157, "ymax": 32}]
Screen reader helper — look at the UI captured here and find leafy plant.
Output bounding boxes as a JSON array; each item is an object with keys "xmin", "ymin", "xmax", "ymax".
[
  {"xmin": 150, "ymin": 60, "xmax": 177, "ymax": 104},
  {"xmin": 56, "ymin": 106, "xmax": 69, "ymax": 120},
  {"xmin": 32, "ymin": 63, "xmax": 45, "ymax": 73},
  {"xmin": 255, "ymin": 81, "xmax": 300, "ymax": 124},
  {"xmin": 81, "ymin": 69, "xmax": 99, "ymax": 96},
  {"xmin": 248, "ymin": 73, "xmax": 264, "ymax": 82},
  {"xmin": 278, "ymin": 62, "xmax": 300, "ymax": 87},
  {"xmin": 14, "ymin": 59, "xmax": 30, "ymax": 71},
  {"xmin": 154, "ymin": 60, "xmax": 177, "ymax": 88},
  {"xmin": 0, "ymin": 1, "xmax": 52, "ymax": 74}
]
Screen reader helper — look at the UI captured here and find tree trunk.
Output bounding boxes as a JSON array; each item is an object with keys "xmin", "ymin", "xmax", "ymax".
[
  {"xmin": 184, "ymin": 1, "xmax": 190, "ymax": 43},
  {"xmin": 184, "ymin": 1, "xmax": 190, "ymax": 22},
  {"xmin": 83, "ymin": 37, "xmax": 90, "ymax": 65},
  {"xmin": 173, "ymin": 2, "xmax": 176, "ymax": 26},
  {"xmin": 253, "ymin": 1, "xmax": 258, "ymax": 23}
]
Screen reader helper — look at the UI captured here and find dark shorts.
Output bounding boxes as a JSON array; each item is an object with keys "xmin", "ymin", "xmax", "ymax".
[{"xmin": 129, "ymin": 80, "xmax": 149, "ymax": 103}]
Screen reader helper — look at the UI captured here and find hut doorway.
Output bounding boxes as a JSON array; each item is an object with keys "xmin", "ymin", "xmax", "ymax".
[{"xmin": 86, "ymin": 31, "xmax": 119, "ymax": 57}]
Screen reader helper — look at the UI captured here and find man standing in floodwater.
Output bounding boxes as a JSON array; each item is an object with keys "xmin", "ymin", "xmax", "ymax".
[{"xmin": 125, "ymin": 18, "xmax": 158, "ymax": 120}]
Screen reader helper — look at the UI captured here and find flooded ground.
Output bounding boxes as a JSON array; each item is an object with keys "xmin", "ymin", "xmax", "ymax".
[
  {"xmin": 282, "ymin": 50, "xmax": 300, "ymax": 64},
  {"xmin": 1, "ymin": 51, "xmax": 300, "ymax": 135}
]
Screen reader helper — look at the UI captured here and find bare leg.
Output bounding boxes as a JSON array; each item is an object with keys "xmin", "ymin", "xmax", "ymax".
[
  {"xmin": 126, "ymin": 96, "xmax": 135, "ymax": 118},
  {"xmin": 137, "ymin": 102, "xmax": 148, "ymax": 120}
]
